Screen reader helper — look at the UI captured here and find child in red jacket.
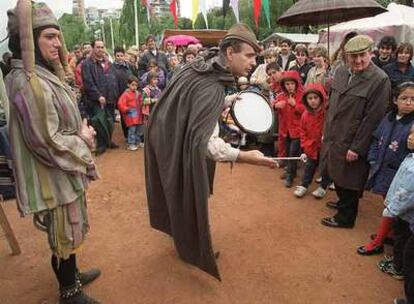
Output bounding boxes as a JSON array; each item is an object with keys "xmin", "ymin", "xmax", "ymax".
[
  {"xmin": 273, "ymin": 70, "xmax": 304, "ymax": 187},
  {"xmin": 117, "ymin": 76, "xmax": 144, "ymax": 151},
  {"xmin": 294, "ymin": 83, "xmax": 332, "ymax": 198}
]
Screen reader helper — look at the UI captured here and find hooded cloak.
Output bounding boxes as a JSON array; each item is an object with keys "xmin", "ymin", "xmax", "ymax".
[{"xmin": 145, "ymin": 51, "xmax": 235, "ymax": 280}]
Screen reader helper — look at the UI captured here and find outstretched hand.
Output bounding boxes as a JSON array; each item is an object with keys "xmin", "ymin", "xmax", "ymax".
[{"xmin": 237, "ymin": 150, "xmax": 277, "ymax": 168}]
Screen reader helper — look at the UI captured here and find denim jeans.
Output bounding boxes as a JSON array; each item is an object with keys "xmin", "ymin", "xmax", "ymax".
[
  {"xmin": 127, "ymin": 124, "xmax": 144, "ymax": 145},
  {"xmin": 302, "ymin": 158, "xmax": 332, "ymax": 188}
]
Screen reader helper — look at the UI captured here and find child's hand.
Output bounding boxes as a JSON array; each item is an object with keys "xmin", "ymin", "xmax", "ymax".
[{"xmin": 287, "ymin": 96, "xmax": 296, "ymax": 106}]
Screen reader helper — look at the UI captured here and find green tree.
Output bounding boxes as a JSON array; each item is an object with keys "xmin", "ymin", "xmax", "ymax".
[
  {"xmin": 58, "ymin": 14, "xmax": 90, "ymax": 50},
  {"xmin": 178, "ymin": 17, "xmax": 193, "ymax": 29}
]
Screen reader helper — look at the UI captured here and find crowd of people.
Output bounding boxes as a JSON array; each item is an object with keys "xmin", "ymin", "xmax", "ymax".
[
  {"xmin": 1, "ymin": 1, "xmax": 414, "ymax": 303},
  {"xmin": 221, "ymin": 34, "xmax": 414, "ymax": 304}
]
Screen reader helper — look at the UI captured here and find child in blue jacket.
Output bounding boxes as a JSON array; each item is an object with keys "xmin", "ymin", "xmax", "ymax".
[{"xmin": 357, "ymin": 82, "xmax": 414, "ymax": 257}]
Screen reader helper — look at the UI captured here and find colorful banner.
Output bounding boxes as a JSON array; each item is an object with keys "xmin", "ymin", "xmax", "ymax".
[
  {"xmin": 192, "ymin": 0, "xmax": 199, "ymax": 25},
  {"xmin": 141, "ymin": 0, "xmax": 151, "ymax": 23},
  {"xmin": 199, "ymin": 0, "xmax": 209, "ymax": 28},
  {"xmin": 253, "ymin": 0, "xmax": 261, "ymax": 28},
  {"xmin": 262, "ymin": 0, "xmax": 270, "ymax": 28},
  {"xmin": 169, "ymin": 0, "xmax": 178, "ymax": 28},
  {"xmin": 230, "ymin": 0, "xmax": 239, "ymax": 22},
  {"xmin": 223, "ymin": 0, "xmax": 230, "ymax": 19}
]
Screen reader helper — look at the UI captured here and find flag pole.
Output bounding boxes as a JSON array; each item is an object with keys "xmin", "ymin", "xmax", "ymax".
[{"xmin": 134, "ymin": 0, "xmax": 139, "ymax": 47}]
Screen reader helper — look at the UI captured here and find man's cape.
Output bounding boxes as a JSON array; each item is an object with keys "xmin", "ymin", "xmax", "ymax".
[{"xmin": 145, "ymin": 53, "xmax": 234, "ymax": 280}]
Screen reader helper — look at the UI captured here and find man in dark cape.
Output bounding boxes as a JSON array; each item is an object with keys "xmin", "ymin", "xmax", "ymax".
[{"xmin": 145, "ymin": 24, "xmax": 276, "ymax": 280}]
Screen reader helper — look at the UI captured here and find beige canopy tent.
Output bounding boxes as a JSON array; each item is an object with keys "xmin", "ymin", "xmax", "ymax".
[
  {"xmin": 262, "ymin": 32, "xmax": 319, "ymax": 47},
  {"xmin": 319, "ymin": 3, "xmax": 414, "ymax": 52}
]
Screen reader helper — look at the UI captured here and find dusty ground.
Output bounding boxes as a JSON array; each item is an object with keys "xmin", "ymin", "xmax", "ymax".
[{"xmin": 0, "ymin": 128, "xmax": 405, "ymax": 304}]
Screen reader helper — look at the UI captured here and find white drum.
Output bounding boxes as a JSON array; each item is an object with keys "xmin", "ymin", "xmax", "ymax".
[{"xmin": 231, "ymin": 91, "xmax": 274, "ymax": 135}]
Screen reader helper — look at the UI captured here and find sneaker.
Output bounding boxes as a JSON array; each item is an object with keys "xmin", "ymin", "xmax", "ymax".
[
  {"xmin": 329, "ymin": 183, "xmax": 336, "ymax": 190},
  {"xmin": 315, "ymin": 177, "xmax": 322, "ymax": 183},
  {"xmin": 394, "ymin": 299, "xmax": 407, "ymax": 304},
  {"xmin": 294, "ymin": 186, "xmax": 307, "ymax": 198},
  {"xmin": 138, "ymin": 143, "xmax": 145, "ymax": 148},
  {"xmin": 127, "ymin": 144, "xmax": 138, "ymax": 151},
  {"xmin": 377, "ymin": 259, "xmax": 404, "ymax": 280},
  {"xmin": 312, "ymin": 186, "xmax": 327, "ymax": 199}
]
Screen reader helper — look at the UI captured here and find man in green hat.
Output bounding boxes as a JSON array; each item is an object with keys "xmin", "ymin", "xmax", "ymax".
[
  {"xmin": 320, "ymin": 35, "xmax": 391, "ymax": 229},
  {"xmin": 145, "ymin": 23, "xmax": 276, "ymax": 280},
  {"xmin": 5, "ymin": 1, "xmax": 100, "ymax": 303}
]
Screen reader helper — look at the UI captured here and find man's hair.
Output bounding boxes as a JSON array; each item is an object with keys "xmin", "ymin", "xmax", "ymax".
[
  {"xmin": 146, "ymin": 35, "xmax": 155, "ymax": 43},
  {"xmin": 127, "ymin": 75, "xmax": 139, "ymax": 84},
  {"xmin": 91, "ymin": 39, "xmax": 104, "ymax": 48},
  {"xmin": 266, "ymin": 62, "xmax": 282, "ymax": 74},
  {"xmin": 114, "ymin": 46, "xmax": 125, "ymax": 55},
  {"xmin": 72, "ymin": 44, "xmax": 81, "ymax": 51},
  {"xmin": 280, "ymin": 39, "xmax": 293, "ymax": 47},
  {"xmin": 396, "ymin": 43, "xmax": 414, "ymax": 62},
  {"xmin": 219, "ymin": 38, "xmax": 244, "ymax": 54},
  {"xmin": 378, "ymin": 36, "xmax": 397, "ymax": 51},
  {"xmin": 82, "ymin": 42, "xmax": 91, "ymax": 47}
]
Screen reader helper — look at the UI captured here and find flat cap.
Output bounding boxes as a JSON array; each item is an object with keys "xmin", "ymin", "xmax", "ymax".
[
  {"xmin": 223, "ymin": 23, "xmax": 261, "ymax": 53},
  {"xmin": 344, "ymin": 35, "xmax": 374, "ymax": 54},
  {"xmin": 7, "ymin": 2, "xmax": 59, "ymax": 36}
]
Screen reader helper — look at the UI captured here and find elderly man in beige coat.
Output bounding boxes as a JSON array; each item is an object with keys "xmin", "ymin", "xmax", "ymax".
[{"xmin": 320, "ymin": 35, "xmax": 391, "ymax": 229}]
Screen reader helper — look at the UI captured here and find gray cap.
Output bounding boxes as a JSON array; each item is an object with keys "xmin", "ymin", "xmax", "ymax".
[{"xmin": 344, "ymin": 35, "xmax": 374, "ymax": 54}]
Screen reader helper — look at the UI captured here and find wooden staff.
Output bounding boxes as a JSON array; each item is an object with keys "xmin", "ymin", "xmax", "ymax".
[{"xmin": 0, "ymin": 196, "xmax": 21, "ymax": 255}]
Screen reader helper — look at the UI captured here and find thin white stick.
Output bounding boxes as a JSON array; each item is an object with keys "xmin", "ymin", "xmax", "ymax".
[{"xmin": 271, "ymin": 157, "xmax": 302, "ymax": 161}]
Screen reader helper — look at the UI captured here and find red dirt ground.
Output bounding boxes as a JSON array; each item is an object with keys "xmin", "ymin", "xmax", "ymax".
[{"xmin": 0, "ymin": 128, "xmax": 405, "ymax": 304}]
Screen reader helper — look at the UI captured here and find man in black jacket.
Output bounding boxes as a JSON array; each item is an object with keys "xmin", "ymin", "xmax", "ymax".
[
  {"xmin": 138, "ymin": 35, "xmax": 169, "ymax": 77},
  {"xmin": 82, "ymin": 40, "xmax": 119, "ymax": 153},
  {"xmin": 277, "ymin": 39, "xmax": 296, "ymax": 71}
]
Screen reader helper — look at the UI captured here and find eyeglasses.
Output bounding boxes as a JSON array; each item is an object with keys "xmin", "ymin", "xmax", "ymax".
[{"xmin": 398, "ymin": 96, "xmax": 414, "ymax": 104}]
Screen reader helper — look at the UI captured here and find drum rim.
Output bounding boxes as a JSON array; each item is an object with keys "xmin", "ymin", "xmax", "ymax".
[{"xmin": 230, "ymin": 90, "xmax": 274, "ymax": 135}]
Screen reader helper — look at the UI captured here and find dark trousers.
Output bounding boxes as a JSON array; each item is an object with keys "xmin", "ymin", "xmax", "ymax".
[
  {"xmin": 285, "ymin": 136, "xmax": 301, "ymax": 179},
  {"xmin": 393, "ymin": 218, "xmax": 412, "ymax": 272},
  {"xmin": 333, "ymin": 185, "xmax": 360, "ymax": 225},
  {"xmin": 404, "ymin": 233, "xmax": 414, "ymax": 304},
  {"xmin": 51, "ymin": 254, "xmax": 77, "ymax": 288},
  {"xmin": 302, "ymin": 158, "xmax": 332, "ymax": 188}
]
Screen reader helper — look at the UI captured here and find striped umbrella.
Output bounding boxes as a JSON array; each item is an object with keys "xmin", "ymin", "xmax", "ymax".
[{"xmin": 277, "ymin": 0, "xmax": 387, "ymax": 26}]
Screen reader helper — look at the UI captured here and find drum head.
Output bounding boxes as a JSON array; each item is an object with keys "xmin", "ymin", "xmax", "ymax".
[{"xmin": 231, "ymin": 91, "xmax": 274, "ymax": 135}]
